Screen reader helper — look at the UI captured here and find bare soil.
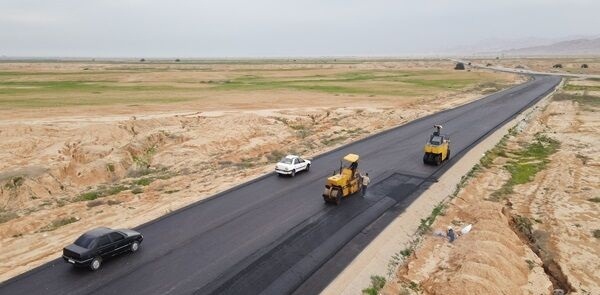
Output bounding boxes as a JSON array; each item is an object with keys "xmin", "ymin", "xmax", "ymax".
[
  {"xmin": 384, "ymin": 79, "xmax": 600, "ymax": 295},
  {"xmin": 474, "ymin": 57, "xmax": 600, "ymax": 76}
]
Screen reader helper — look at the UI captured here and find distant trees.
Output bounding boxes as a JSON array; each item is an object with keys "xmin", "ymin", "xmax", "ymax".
[
  {"xmin": 581, "ymin": 64, "xmax": 589, "ymax": 69},
  {"xmin": 140, "ymin": 58, "xmax": 146, "ymax": 62},
  {"xmin": 454, "ymin": 62, "xmax": 465, "ymax": 70},
  {"xmin": 486, "ymin": 63, "xmax": 492, "ymax": 67},
  {"xmin": 175, "ymin": 59, "xmax": 181, "ymax": 62},
  {"xmin": 552, "ymin": 64, "xmax": 562, "ymax": 68}
]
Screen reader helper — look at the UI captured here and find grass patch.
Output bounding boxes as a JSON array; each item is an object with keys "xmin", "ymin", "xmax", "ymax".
[
  {"xmin": 40, "ymin": 216, "xmax": 78, "ymax": 232},
  {"xmin": 417, "ymin": 202, "xmax": 446, "ymax": 235},
  {"xmin": 563, "ymin": 84, "xmax": 600, "ymax": 92},
  {"xmin": 132, "ymin": 146, "xmax": 157, "ymax": 169},
  {"xmin": 387, "ymin": 252, "xmax": 403, "ymax": 277},
  {"xmin": 400, "ymin": 248, "xmax": 413, "ymax": 257},
  {"xmin": 593, "ymin": 229, "xmax": 600, "ymax": 239},
  {"xmin": 588, "ymin": 197, "xmax": 600, "ymax": 203},
  {"xmin": 134, "ymin": 177, "xmax": 153, "ymax": 186},
  {"xmin": 4, "ymin": 176, "xmax": 25, "ymax": 190},
  {"xmin": 0, "ymin": 65, "xmax": 509, "ymax": 109},
  {"xmin": 321, "ymin": 135, "xmax": 348, "ymax": 146},
  {"xmin": 78, "ymin": 191, "xmax": 102, "ymax": 201},
  {"xmin": 273, "ymin": 117, "xmax": 313, "ymax": 138},
  {"xmin": 106, "ymin": 185, "xmax": 128, "ymax": 195},
  {"xmin": 362, "ymin": 275, "xmax": 386, "ymax": 295},
  {"xmin": 216, "ymin": 70, "xmax": 496, "ymax": 96},
  {"xmin": 553, "ymin": 92, "xmax": 599, "ymax": 108},
  {"xmin": 407, "ymin": 281, "xmax": 421, "ymax": 292},
  {"xmin": 480, "ymin": 135, "xmax": 510, "ymax": 168},
  {"xmin": 0, "ymin": 79, "xmax": 193, "ymax": 108},
  {"xmin": 76, "ymin": 184, "xmax": 128, "ymax": 201},
  {"xmin": 513, "ymin": 215, "xmax": 534, "ymax": 239},
  {"xmin": 0, "ymin": 210, "xmax": 19, "ymax": 224},
  {"xmin": 450, "ymin": 163, "xmax": 483, "ymax": 199},
  {"xmin": 491, "ymin": 134, "xmax": 560, "ymax": 201},
  {"xmin": 344, "ymin": 127, "xmax": 367, "ymax": 137},
  {"xmin": 131, "ymin": 187, "xmax": 144, "ymax": 194},
  {"xmin": 266, "ymin": 150, "xmax": 286, "ymax": 162}
]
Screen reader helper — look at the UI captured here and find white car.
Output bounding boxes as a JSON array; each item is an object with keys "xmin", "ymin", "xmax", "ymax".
[{"xmin": 275, "ymin": 155, "xmax": 311, "ymax": 177}]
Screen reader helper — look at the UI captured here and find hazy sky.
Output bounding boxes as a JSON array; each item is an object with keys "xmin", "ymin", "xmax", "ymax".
[{"xmin": 1, "ymin": 0, "xmax": 598, "ymax": 57}]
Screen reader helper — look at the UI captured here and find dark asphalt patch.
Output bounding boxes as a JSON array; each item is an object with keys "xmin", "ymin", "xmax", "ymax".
[
  {"xmin": 201, "ymin": 174, "xmax": 430, "ymax": 295},
  {"xmin": 369, "ymin": 173, "xmax": 428, "ymax": 202}
]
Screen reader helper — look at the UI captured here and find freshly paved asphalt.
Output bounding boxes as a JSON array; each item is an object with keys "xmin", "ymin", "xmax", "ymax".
[{"xmin": 0, "ymin": 75, "xmax": 560, "ymax": 295}]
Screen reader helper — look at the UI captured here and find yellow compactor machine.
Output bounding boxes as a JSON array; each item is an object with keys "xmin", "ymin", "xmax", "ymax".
[
  {"xmin": 423, "ymin": 125, "xmax": 450, "ymax": 165},
  {"xmin": 322, "ymin": 153, "xmax": 363, "ymax": 205}
]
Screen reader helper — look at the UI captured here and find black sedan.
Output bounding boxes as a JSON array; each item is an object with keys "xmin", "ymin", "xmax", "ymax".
[{"xmin": 62, "ymin": 227, "xmax": 143, "ymax": 271}]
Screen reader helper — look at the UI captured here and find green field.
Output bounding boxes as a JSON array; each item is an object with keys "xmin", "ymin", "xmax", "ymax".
[
  {"xmin": 0, "ymin": 61, "xmax": 514, "ymax": 109},
  {"xmin": 215, "ymin": 71, "xmax": 480, "ymax": 96}
]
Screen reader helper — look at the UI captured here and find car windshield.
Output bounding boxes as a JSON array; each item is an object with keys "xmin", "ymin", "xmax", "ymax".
[
  {"xmin": 279, "ymin": 158, "xmax": 293, "ymax": 164},
  {"xmin": 429, "ymin": 135, "xmax": 443, "ymax": 145},
  {"xmin": 74, "ymin": 234, "xmax": 96, "ymax": 248}
]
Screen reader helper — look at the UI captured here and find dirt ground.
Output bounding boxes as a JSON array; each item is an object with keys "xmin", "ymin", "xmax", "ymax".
[
  {"xmin": 474, "ymin": 57, "xmax": 600, "ymax": 76},
  {"xmin": 384, "ymin": 78, "xmax": 600, "ymax": 295},
  {"xmin": 0, "ymin": 60, "xmax": 522, "ymax": 282}
]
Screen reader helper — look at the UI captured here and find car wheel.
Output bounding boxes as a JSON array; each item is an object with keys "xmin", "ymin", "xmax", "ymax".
[
  {"xmin": 447, "ymin": 149, "xmax": 451, "ymax": 160},
  {"xmin": 305, "ymin": 164, "xmax": 310, "ymax": 172},
  {"xmin": 90, "ymin": 257, "xmax": 102, "ymax": 271},
  {"xmin": 291, "ymin": 170, "xmax": 296, "ymax": 177},
  {"xmin": 131, "ymin": 241, "xmax": 140, "ymax": 253}
]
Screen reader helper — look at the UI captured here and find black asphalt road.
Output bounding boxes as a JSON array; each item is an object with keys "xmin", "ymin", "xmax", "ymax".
[{"xmin": 0, "ymin": 75, "xmax": 560, "ymax": 295}]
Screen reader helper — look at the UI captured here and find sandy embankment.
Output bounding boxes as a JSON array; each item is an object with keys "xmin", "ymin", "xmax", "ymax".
[{"xmin": 385, "ymin": 79, "xmax": 600, "ymax": 294}]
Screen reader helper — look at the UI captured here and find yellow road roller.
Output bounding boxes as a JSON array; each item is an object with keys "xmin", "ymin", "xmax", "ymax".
[
  {"xmin": 322, "ymin": 153, "xmax": 363, "ymax": 205},
  {"xmin": 423, "ymin": 125, "xmax": 450, "ymax": 165}
]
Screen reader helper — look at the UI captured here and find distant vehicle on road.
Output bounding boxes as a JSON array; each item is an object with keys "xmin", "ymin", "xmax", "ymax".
[
  {"xmin": 275, "ymin": 155, "xmax": 311, "ymax": 176},
  {"xmin": 62, "ymin": 227, "xmax": 143, "ymax": 271}
]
